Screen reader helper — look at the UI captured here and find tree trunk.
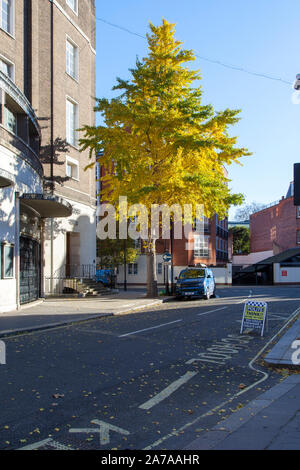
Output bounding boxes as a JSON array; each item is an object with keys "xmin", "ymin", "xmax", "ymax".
[{"xmin": 146, "ymin": 239, "xmax": 158, "ymax": 298}]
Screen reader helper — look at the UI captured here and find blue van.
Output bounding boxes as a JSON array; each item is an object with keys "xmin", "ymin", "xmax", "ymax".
[
  {"xmin": 175, "ymin": 266, "xmax": 215, "ymax": 300},
  {"xmin": 96, "ymin": 269, "xmax": 115, "ymax": 287}
]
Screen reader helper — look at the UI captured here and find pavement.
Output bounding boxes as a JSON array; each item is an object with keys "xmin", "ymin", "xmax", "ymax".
[
  {"xmin": 1, "ymin": 287, "xmax": 300, "ymax": 450},
  {"xmin": 0, "ymin": 289, "xmax": 171, "ymax": 338}
]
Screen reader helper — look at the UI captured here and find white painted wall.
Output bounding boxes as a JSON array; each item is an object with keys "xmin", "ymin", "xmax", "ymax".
[
  {"xmin": 43, "ymin": 198, "xmax": 96, "ymax": 290},
  {"xmin": 0, "ymin": 143, "xmax": 43, "ymax": 312},
  {"xmin": 211, "ymin": 264, "xmax": 232, "ymax": 285},
  {"xmin": 116, "ymin": 254, "xmax": 232, "ymax": 285},
  {"xmin": 273, "ymin": 263, "xmax": 300, "ymax": 284}
]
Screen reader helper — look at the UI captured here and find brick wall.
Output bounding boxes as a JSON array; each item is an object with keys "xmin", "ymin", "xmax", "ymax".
[{"xmin": 250, "ymin": 197, "xmax": 300, "ymax": 253}]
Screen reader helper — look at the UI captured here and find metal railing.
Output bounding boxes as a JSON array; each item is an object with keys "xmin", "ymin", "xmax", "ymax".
[
  {"xmin": 51, "ymin": 264, "xmax": 97, "ymax": 280},
  {"xmin": 44, "ymin": 264, "xmax": 97, "ymax": 296}
]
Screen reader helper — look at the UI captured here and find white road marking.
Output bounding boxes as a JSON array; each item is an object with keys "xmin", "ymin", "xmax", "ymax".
[
  {"xmin": 144, "ymin": 304, "xmax": 300, "ymax": 450},
  {"xmin": 139, "ymin": 371, "xmax": 198, "ymax": 410},
  {"xmin": 119, "ymin": 319, "xmax": 182, "ymax": 338},
  {"xmin": 18, "ymin": 438, "xmax": 72, "ymax": 450},
  {"xmin": 69, "ymin": 419, "xmax": 130, "ymax": 445},
  {"xmin": 197, "ymin": 306, "xmax": 227, "ymax": 316}
]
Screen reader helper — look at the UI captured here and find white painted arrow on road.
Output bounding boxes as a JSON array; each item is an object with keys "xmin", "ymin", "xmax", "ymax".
[{"xmin": 69, "ymin": 419, "xmax": 130, "ymax": 445}]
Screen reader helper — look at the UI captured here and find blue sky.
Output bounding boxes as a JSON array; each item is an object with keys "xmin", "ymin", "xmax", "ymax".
[{"xmin": 94, "ymin": 0, "xmax": 300, "ymax": 219}]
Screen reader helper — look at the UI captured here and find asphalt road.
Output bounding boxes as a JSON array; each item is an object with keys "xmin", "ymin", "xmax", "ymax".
[{"xmin": 0, "ymin": 286, "xmax": 299, "ymax": 451}]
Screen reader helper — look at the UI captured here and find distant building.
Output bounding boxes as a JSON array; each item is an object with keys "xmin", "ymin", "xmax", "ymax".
[
  {"xmin": 250, "ymin": 183, "xmax": 299, "ymax": 256},
  {"xmin": 115, "ymin": 213, "xmax": 231, "ymax": 287},
  {"xmin": 232, "ymin": 182, "xmax": 300, "ymax": 284}
]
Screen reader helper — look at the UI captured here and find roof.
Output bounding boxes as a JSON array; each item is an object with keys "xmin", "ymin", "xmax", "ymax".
[{"xmin": 240, "ymin": 247, "xmax": 300, "ymax": 273}]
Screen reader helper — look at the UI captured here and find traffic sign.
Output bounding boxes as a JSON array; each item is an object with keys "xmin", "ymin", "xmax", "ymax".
[{"xmin": 163, "ymin": 251, "xmax": 172, "ymax": 262}]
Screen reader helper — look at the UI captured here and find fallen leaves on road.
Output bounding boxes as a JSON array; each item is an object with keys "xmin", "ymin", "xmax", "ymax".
[{"xmin": 52, "ymin": 393, "xmax": 64, "ymax": 399}]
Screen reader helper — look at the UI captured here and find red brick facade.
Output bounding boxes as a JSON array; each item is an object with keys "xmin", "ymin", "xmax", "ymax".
[
  {"xmin": 154, "ymin": 214, "xmax": 228, "ymax": 267},
  {"xmin": 250, "ymin": 197, "xmax": 300, "ymax": 253}
]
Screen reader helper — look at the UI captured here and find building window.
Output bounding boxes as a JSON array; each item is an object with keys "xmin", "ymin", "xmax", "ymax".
[
  {"xmin": 157, "ymin": 263, "xmax": 162, "ymax": 275},
  {"xmin": 0, "ymin": 0, "xmax": 13, "ymax": 35},
  {"xmin": 66, "ymin": 98, "xmax": 78, "ymax": 147},
  {"xmin": 66, "ymin": 0, "xmax": 78, "ymax": 14},
  {"xmin": 297, "ymin": 231, "xmax": 300, "ymax": 245},
  {"xmin": 66, "ymin": 38, "xmax": 78, "ymax": 80},
  {"xmin": 194, "ymin": 235, "xmax": 209, "ymax": 258},
  {"xmin": 0, "ymin": 56, "xmax": 14, "ymax": 80},
  {"xmin": 66, "ymin": 156, "xmax": 79, "ymax": 180},
  {"xmin": 1, "ymin": 244, "xmax": 14, "ymax": 278},
  {"xmin": 3, "ymin": 105, "xmax": 16, "ymax": 133},
  {"xmin": 297, "ymin": 207, "xmax": 300, "ymax": 219},
  {"xmin": 128, "ymin": 263, "xmax": 138, "ymax": 275}
]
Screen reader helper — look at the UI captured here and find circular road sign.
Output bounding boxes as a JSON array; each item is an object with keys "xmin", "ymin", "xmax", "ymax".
[{"xmin": 163, "ymin": 251, "xmax": 172, "ymax": 262}]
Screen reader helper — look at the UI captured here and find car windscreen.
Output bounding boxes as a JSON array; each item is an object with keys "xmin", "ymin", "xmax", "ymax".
[{"xmin": 179, "ymin": 269, "xmax": 205, "ymax": 279}]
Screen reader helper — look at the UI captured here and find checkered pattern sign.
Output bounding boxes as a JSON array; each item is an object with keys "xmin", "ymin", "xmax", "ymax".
[{"xmin": 240, "ymin": 300, "xmax": 268, "ymax": 337}]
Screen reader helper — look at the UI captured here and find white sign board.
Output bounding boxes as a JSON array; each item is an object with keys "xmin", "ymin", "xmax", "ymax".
[{"xmin": 240, "ymin": 300, "xmax": 268, "ymax": 337}]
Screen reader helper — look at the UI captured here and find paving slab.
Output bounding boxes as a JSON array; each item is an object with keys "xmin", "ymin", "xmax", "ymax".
[{"xmin": 185, "ymin": 375, "xmax": 300, "ymax": 450}]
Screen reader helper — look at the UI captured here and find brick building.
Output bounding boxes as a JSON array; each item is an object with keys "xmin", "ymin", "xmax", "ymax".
[
  {"xmin": 250, "ymin": 184, "xmax": 299, "ymax": 255},
  {"xmin": 113, "ymin": 213, "xmax": 230, "ymax": 287},
  {"xmin": 0, "ymin": 0, "xmax": 96, "ymax": 307},
  {"xmin": 232, "ymin": 182, "xmax": 300, "ymax": 285}
]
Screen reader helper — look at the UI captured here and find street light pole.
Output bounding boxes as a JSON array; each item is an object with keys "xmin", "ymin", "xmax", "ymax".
[
  {"xmin": 170, "ymin": 219, "xmax": 174, "ymax": 294},
  {"xmin": 124, "ymin": 238, "xmax": 127, "ymax": 291}
]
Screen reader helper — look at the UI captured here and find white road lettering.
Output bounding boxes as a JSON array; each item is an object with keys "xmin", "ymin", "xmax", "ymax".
[{"xmin": 186, "ymin": 333, "xmax": 254, "ymax": 366}]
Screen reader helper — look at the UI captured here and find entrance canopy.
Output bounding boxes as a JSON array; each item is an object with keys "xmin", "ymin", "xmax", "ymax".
[
  {"xmin": 0, "ymin": 168, "xmax": 14, "ymax": 188},
  {"xmin": 20, "ymin": 193, "xmax": 72, "ymax": 218}
]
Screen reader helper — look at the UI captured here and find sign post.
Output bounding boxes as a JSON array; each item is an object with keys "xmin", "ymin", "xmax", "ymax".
[
  {"xmin": 240, "ymin": 300, "xmax": 268, "ymax": 337},
  {"xmin": 163, "ymin": 251, "xmax": 172, "ymax": 295}
]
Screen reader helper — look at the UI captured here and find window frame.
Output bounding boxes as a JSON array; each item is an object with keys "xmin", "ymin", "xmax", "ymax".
[
  {"xmin": 0, "ymin": 54, "xmax": 14, "ymax": 80},
  {"xmin": 66, "ymin": 36, "xmax": 79, "ymax": 81},
  {"xmin": 1, "ymin": 243, "xmax": 14, "ymax": 279},
  {"xmin": 3, "ymin": 104, "xmax": 17, "ymax": 134},
  {"xmin": 66, "ymin": 156, "xmax": 79, "ymax": 181},
  {"xmin": 128, "ymin": 263, "xmax": 138, "ymax": 275},
  {"xmin": 0, "ymin": 0, "xmax": 14, "ymax": 36},
  {"xmin": 66, "ymin": 96, "xmax": 78, "ymax": 148},
  {"xmin": 66, "ymin": 0, "xmax": 78, "ymax": 15},
  {"xmin": 194, "ymin": 234, "xmax": 209, "ymax": 258}
]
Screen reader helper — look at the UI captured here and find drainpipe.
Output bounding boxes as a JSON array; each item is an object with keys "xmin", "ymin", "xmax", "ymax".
[
  {"xmin": 50, "ymin": 0, "xmax": 54, "ymax": 293},
  {"xmin": 15, "ymin": 192, "xmax": 20, "ymax": 310}
]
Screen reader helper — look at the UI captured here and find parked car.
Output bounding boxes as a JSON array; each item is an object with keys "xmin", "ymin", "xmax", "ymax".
[
  {"xmin": 175, "ymin": 266, "xmax": 215, "ymax": 300},
  {"xmin": 96, "ymin": 269, "xmax": 116, "ymax": 288}
]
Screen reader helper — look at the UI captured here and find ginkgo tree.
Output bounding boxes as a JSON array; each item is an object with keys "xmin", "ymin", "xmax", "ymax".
[{"xmin": 80, "ymin": 19, "xmax": 251, "ymax": 298}]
